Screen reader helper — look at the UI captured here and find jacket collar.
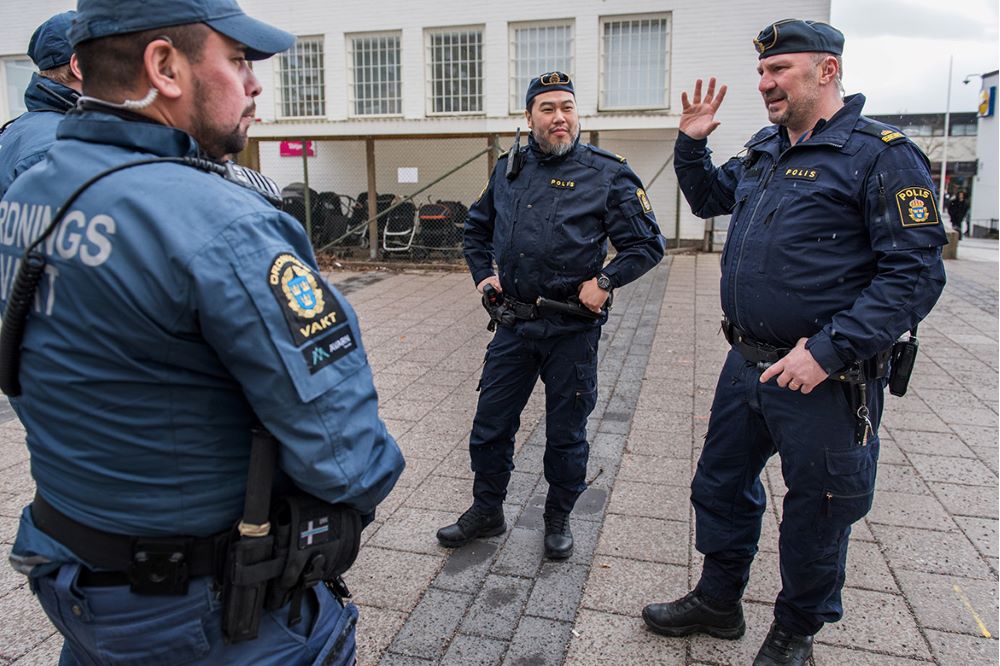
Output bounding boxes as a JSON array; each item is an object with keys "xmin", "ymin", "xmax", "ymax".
[
  {"xmin": 23, "ymin": 73, "xmax": 79, "ymax": 114},
  {"xmin": 56, "ymin": 106, "xmax": 203, "ymax": 159},
  {"xmin": 745, "ymin": 93, "xmax": 867, "ymax": 151}
]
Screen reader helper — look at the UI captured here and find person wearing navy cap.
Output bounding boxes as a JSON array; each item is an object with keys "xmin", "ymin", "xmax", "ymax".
[
  {"xmin": 437, "ymin": 71, "xmax": 664, "ymax": 559},
  {"xmin": 0, "ymin": 1, "xmax": 403, "ymax": 664},
  {"xmin": 641, "ymin": 19, "xmax": 946, "ymax": 665},
  {"xmin": 0, "ymin": 11, "xmax": 82, "ymax": 198}
]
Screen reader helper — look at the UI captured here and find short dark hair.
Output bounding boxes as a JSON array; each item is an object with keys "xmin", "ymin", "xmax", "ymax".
[{"xmin": 75, "ymin": 23, "xmax": 209, "ymax": 98}]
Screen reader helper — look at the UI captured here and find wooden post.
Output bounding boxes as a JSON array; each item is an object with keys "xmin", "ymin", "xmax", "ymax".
[
  {"xmin": 365, "ymin": 137, "xmax": 377, "ymax": 259},
  {"xmin": 235, "ymin": 138, "xmax": 261, "ymax": 171},
  {"xmin": 487, "ymin": 134, "xmax": 500, "ymax": 176},
  {"xmin": 301, "ymin": 140, "xmax": 312, "ymax": 242},
  {"xmin": 589, "ymin": 130, "xmax": 599, "ymax": 147}
]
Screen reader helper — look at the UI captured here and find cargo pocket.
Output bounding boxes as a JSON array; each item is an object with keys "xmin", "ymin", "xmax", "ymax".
[
  {"xmin": 573, "ymin": 360, "xmax": 598, "ymax": 420},
  {"xmin": 311, "ymin": 601, "xmax": 359, "ymax": 666},
  {"xmin": 818, "ymin": 445, "xmax": 876, "ymax": 534}
]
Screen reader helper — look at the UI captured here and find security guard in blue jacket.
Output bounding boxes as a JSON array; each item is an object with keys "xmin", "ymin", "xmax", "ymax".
[
  {"xmin": 641, "ymin": 20, "xmax": 946, "ymax": 666},
  {"xmin": 0, "ymin": 1, "xmax": 403, "ymax": 664},
  {"xmin": 437, "ymin": 72, "xmax": 664, "ymax": 559},
  {"xmin": 0, "ymin": 11, "xmax": 81, "ymax": 199}
]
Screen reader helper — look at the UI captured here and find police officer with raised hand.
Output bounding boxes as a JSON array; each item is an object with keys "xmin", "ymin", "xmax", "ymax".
[
  {"xmin": 0, "ymin": 1, "xmax": 403, "ymax": 663},
  {"xmin": 641, "ymin": 19, "xmax": 946, "ymax": 665},
  {"xmin": 437, "ymin": 72, "xmax": 664, "ymax": 560},
  {"xmin": 0, "ymin": 11, "xmax": 82, "ymax": 198}
]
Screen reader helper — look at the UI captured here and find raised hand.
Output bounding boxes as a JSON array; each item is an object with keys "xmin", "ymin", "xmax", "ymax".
[{"xmin": 679, "ymin": 78, "xmax": 728, "ymax": 140}]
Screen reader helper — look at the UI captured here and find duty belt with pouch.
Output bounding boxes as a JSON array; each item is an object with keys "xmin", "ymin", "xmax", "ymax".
[
  {"xmin": 30, "ymin": 426, "xmax": 363, "ymax": 645},
  {"xmin": 721, "ymin": 318, "xmax": 890, "ymax": 384}
]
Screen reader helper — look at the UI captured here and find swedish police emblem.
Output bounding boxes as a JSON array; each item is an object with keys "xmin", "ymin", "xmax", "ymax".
[{"xmin": 894, "ymin": 186, "xmax": 939, "ymax": 227}]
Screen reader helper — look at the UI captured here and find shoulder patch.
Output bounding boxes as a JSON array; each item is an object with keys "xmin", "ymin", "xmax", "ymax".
[
  {"xmin": 268, "ymin": 253, "xmax": 349, "ymax": 347},
  {"xmin": 587, "ymin": 145, "xmax": 627, "ymax": 163},
  {"xmin": 894, "ymin": 186, "xmax": 940, "ymax": 227},
  {"xmin": 636, "ymin": 188, "xmax": 653, "ymax": 213},
  {"xmin": 857, "ymin": 121, "xmax": 908, "ymax": 145}
]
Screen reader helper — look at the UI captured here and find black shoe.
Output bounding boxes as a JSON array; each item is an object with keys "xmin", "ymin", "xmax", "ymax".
[
  {"xmin": 753, "ymin": 621, "xmax": 814, "ymax": 665},
  {"xmin": 642, "ymin": 590, "xmax": 746, "ymax": 639},
  {"xmin": 543, "ymin": 511, "xmax": 573, "ymax": 559},
  {"xmin": 436, "ymin": 505, "xmax": 506, "ymax": 548}
]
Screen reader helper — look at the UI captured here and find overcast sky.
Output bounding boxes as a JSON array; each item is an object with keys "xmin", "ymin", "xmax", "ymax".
[{"xmin": 831, "ymin": 0, "xmax": 999, "ymax": 115}]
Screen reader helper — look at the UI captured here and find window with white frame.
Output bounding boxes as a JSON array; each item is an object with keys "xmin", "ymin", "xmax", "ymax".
[
  {"xmin": 600, "ymin": 14, "xmax": 670, "ymax": 110},
  {"xmin": 347, "ymin": 32, "xmax": 401, "ymax": 116},
  {"xmin": 426, "ymin": 27, "xmax": 483, "ymax": 115},
  {"xmin": 276, "ymin": 36, "xmax": 325, "ymax": 118},
  {"xmin": 509, "ymin": 21, "xmax": 574, "ymax": 112},
  {"xmin": 2, "ymin": 58, "xmax": 35, "ymax": 121}
]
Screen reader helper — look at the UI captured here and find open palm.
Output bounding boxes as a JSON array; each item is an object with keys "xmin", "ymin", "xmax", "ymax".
[{"xmin": 680, "ymin": 78, "xmax": 728, "ymax": 140}]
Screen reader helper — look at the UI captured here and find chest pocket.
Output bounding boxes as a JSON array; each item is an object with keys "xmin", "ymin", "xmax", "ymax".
[{"xmin": 754, "ymin": 195, "xmax": 788, "ymax": 274}]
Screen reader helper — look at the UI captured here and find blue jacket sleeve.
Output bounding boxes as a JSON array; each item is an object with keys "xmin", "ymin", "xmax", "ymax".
[
  {"xmin": 600, "ymin": 165, "xmax": 665, "ymax": 289},
  {"xmin": 805, "ymin": 142, "xmax": 948, "ymax": 372},
  {"xmin": 463, "ymin": 164, "xmax": 499, "ymax": 286},
  {"xmin": 190, "ymin": 209, "xmax": 404, "ymax": 515},
  {"xmin": 674, "ymin": 131, "xmax": 744, "ymax": 219}
]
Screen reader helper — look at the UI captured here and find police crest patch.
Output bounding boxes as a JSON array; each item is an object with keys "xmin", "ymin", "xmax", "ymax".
[
  {"xmin": 894, "ymin": 186, "xmax": 939, "ymax": 227},
  {"xmin": 268, "ymin": 253, "xmax": 347, "ymax": 346},
  {"xmin": 636, "ymin": 188, "xmax": 653, "ymax": 213}
]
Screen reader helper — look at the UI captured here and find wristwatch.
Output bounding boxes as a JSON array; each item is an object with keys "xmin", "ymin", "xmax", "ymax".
[{"xmin": 596, "ymin": 274, "xmax": 612, "ymax": 291}]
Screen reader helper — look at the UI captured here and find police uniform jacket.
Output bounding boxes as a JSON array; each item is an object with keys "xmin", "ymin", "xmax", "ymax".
[
  {"xmin": 0, "ymin": 73, "xmax": 77, "ymax": 198},
  {"xmin": 0, "ymin": 109, "xmax": 404, "ymax": 572},
  {"xmin": 675, "ymin": 94, "xmax": 947, "ymax": 374},
  {"xmin": 464, "ymin": 135, "xmax": 664, "ymax": 337}
]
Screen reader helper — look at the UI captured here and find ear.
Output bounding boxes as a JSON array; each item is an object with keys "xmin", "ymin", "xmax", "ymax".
[
  {"xmin": 69, "ymin": 53, "xmax": 83, "ymax": 82},
  {"xmin": 818, "ymin": 55, "xmax": 839, "ymax": 86},
  {"xmin": 142, "ymin": 37, "xmax": 185, "ymax": 100},
  {"xmin": 524, "ymin": 108, "xmax": 533, "ymax": 130}
]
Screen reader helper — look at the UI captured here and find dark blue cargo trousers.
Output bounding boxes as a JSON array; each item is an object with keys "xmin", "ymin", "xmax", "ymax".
[
  {"xmin": 469, "ymin": 324, "xmax": 600, "ymax": 515},
  {"xmin": 692, "ymin": 349, "xmax": 883, "ymax": 636}
]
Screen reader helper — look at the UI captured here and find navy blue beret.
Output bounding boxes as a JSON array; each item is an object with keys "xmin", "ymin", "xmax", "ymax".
[
  {"xmin": 754, "ymin": 19, "xmax": 844, "ymax": 59},
  {"xmin": 525, "ymin": 71, "xmax": 575, "ymax": 109},
  {"xmin": 28, "ymin": 11, "xmax": 76, "ymax": 70},
  {"xmin": 69, "ymin": 0, "xmax": 294, "ymax": 61}
]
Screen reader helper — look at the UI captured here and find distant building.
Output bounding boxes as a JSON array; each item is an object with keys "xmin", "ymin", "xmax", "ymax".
[
  {"xmin": 969, "ymin": 70, "xmax": 998, "ymax": 237},
  {"xmin": 868, "ymin": 111, "xmax": 979, "ymax": 199}
]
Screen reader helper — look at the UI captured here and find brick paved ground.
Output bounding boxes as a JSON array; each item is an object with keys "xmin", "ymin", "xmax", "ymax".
[{"xmin": 0, "ymin": 249, "xmax": 996, "ymax": 665}]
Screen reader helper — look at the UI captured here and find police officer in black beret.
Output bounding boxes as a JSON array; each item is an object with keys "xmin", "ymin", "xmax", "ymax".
[
  {"xmin": 437, "ymin": 72, "xmax": 664, "ymax": 559},
  {"xmin": 641, "ymin": 19, "xmax": 946, "ymax": 665},
  {"xmin": 0, "ymin": 11, "xmax": 81, "ymax": 198}
]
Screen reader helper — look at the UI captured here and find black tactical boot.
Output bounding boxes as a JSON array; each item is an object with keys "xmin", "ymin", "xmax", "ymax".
[
  {"xmin": 642, "ymin": 590, "xmax": 746, "ymax": 639},
  {"xmin": 436, "ymin": 505, "xmax": 506, "ymax": 548},
  {"xmin": 543, "ymin": 511, "xmax": 573, "ymax": 559},
  {"xmin": 753, "ymin": 621, "xmax": 813, "ymax": 665}
]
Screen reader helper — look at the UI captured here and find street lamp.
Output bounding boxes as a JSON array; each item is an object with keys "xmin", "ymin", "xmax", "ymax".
[{"xmin": 938, "ymin": 56, "xmax": 952, "ymax": 216}]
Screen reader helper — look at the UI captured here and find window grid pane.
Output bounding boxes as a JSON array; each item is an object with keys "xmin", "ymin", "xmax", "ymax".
[
  {"xmin": 510, "ymin": 23, "xmax": 573, "ymax": 111},
  {"xmin": 4, "ymin": 59, "xmax": 35, "ymax": 119},
  {"xmin": 350, "ymin": 34, "xmax": 401, "ymax": 116},
  {"xmin": 277, "ymin": 37, "xmax": 325, "ymax": 118},
  {"xmin": 428, "ymin": 29, "xmax": 483, "ymax": 114},
  {"xmin": 602, "ymin": 17, "xmax": 669, "ymax": 109}
]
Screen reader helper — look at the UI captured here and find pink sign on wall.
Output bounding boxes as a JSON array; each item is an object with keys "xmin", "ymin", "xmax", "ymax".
[{"xmin": 279, "ymin": 140, "xmax": 316, "ymax": 157}]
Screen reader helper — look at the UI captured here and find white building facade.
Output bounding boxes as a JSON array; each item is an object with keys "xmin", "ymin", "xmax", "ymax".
[
  {"xmin": 1, "ymin": 0, "xmax": 832, "ymax": 242},
  {"xmin": 970, "ymin": 70, "xmax": 998, "ymax": 236}
]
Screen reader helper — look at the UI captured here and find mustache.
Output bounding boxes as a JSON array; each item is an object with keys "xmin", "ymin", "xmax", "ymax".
[{"xmin": 242, "ymin": 103, "xmax": 256, "ymax": 118}]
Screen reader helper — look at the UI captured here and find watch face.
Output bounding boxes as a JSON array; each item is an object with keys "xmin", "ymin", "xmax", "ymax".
[{"xmin": 597, "ymin": 275, "xmax": 611, "ymax": 290}]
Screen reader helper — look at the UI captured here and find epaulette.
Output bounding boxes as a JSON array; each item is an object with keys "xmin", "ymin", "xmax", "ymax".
[
  {"xmin": 587, "ymin": 144, "xmax": 627, "ymax": 164},
  {"xmin": 856, "ymin": 119, "xmax": 909, "ymax": 145}
]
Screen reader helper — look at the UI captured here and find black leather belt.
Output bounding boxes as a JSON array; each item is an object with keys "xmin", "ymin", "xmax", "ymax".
[
  {"xmin": 31, "ymin": 493, "xmax": 228, "ymax": 590},
  {"xmin": 721, "ymin": 319, "xmax": 890, "ymax": 383},
  {"xmin": 721, "ymin": 320, "xmax": 790, "ymax": 364}
]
